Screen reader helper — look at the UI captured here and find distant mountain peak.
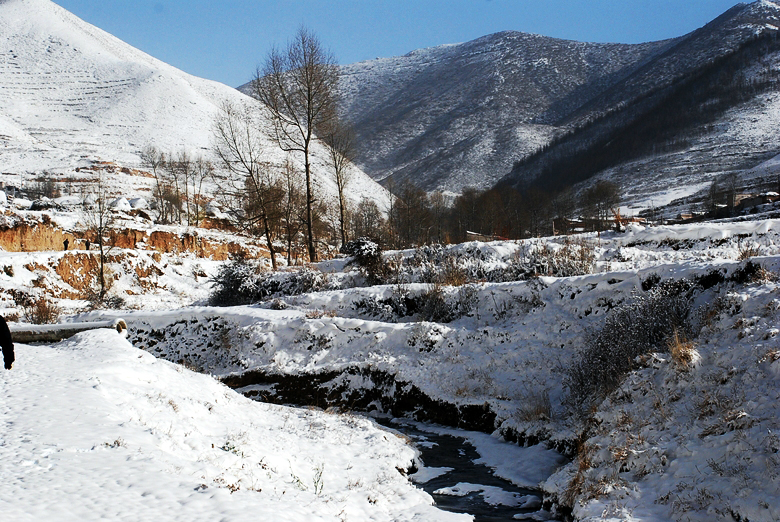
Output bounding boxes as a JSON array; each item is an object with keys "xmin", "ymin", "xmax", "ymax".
[{"xmin": 338, "ymin": 0, "xmax": 780, "ymax": 218}]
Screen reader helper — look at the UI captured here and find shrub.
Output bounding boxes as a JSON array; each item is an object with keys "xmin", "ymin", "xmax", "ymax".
[
  {"xmin": 515, "ymin": 389, "xmax": 553, "ymax": 422},
  {"xmin": 208, "ymin": 256, "xmax": 264, "ymax": 306},
  {"xmin": 668, "ymin": 329, "xmax": 697, "ymax": 370},
  {"xmin": 352, "ymin": 283, "xmax": 478, "ymax": 323},
  {"xmin": 22, "ymin": 296, "xmax": 61, "ymax": 324},
  {"xmin": 417, "ymin": 284, "xmax": 452, "ymax": 323},
  {"xmin": 563, "ymin": 278, "xmax": 700, "ymax": 416},
  {"xmin": 730, "ymin": 260, "xmax": 774, "ymax": 284},
  {"xmin": 343, "ymin": 237, "xmax": 388, "ymax": 285},
  {"xmin": 436, "ymin": 255, "xmax": 472, "ymax": 286},
  {"xmin": 209, "ymin": 257, "xmax": 329, "ymax": 306},
  {"xmin": 492, "ymin": 238, "xmax": 596, "ymax": 282},
  {"xmin": 737, "ymin": 240, "xmax": 761, "ymax": 260}
]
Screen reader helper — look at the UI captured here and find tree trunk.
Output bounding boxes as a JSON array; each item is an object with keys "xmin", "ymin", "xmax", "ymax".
[{"xmin": 304, "ymin": 149, "xmax": 317, "ymax": 262}]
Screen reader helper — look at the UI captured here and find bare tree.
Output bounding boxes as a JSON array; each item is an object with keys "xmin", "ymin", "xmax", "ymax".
[
  {"xmin": 581, "ymin": 181, "xmax": 620, "ymax": 231},
  {"xmin": 428, "ymin": 191, "xmax": 448, "ymax": 244},
  {"xmin": 140, "ymin": 145, "xmax": 169, "ymax": 222},
  {"xmin": 213, "ymin": 101, "xmax": 282, "ymax": 269},
  {"xmin": 81, "ymin": 173, "xmax": 117, "ymax": 302},
  {"xmin": 322, "ymin": 118, "xmax": 355, "ymax": 248},
  {"xmin": 191, "ymin": 156, "xmax": 214, "ymax": 227},
  {"xmin": 351, "ymin": 199, "xmax": 385, "ymax": 241},
  {"xmin": 250, "ymin": 26, "xmax": 338, "ymax": 263},
  {"xmin": 280, "ymin": 157, "xmax": 306, "ymax": 265},
  {"xmin": 171, "ymin": 151, "xmax": 192, "ymax": 225}
]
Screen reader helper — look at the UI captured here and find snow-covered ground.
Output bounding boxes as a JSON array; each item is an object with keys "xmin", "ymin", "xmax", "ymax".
[
  {"xmin": 11, "ymin": 217, "xmax": 761, "ymax": 521},
  {"xmin": 0, "ymin": 329, "xmax": 468, "ymax": 521},
  {"xmin": 2, "ymin": 205, "xmax": 780, "ymax": 521}
]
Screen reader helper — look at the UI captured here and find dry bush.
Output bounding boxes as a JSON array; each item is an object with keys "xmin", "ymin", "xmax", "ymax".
[
  {"xmin": 305, "ymin": 309, "xmax": 337, "ymax": 319},
  {"xmin": 730, "ymin": 260, "xmax": 776, "ymax": 284},
  {"xmin": 564, "ymin": 278, "xmax": 699, "ymax": 416},
  {"xmin": 737, "ymin": 241, "xmax": 761, "ymax": 261},
  {"xmin": 503, "ymin": 237, "xmax": 596, "ymax": 281},
  {"xmin": 436, "ymin": 256, "xmax": 471, "ymax": 286},
  {"xmin": 22, "ymin": 296, "xmax": 61, "ymax": 324},
  {"xmin": 668, "ymin": 329, "xmax": 697, "ymax": 370},
  {"xmin": 515, "ymin": 389, "xmax": 552, "ymax": 422},
  {"xmin": 562, "ymin": 442, "xmax": 595, "ymax": 507}
]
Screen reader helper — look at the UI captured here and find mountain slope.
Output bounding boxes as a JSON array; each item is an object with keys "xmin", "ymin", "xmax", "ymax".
[
  {"xmin": 0, "ymin": 0, "xmax": 388, "ymax": 210},
  {"xmin": 338, "ymin": 0, "xmax": 780, "ymax": 202},
  {"xmin": 338, "ymin": 32, "xmax": 674, "ymax": 193},
  {"xmin": 499, "ymin": 1, "xmax": 780, "ymax": 215}
]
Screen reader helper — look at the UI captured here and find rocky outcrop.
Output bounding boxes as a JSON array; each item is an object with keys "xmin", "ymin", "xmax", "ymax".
[
  {"xmin": 0, "ymin": 219, "xmax": 267, "ymax": 261},
  {"xmin": 0, "ymin": 220, "xmax": 83, "ymax": 252}
]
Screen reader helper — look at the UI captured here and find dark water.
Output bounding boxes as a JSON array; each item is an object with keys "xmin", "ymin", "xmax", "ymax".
[{"xmin": 379, "ymin": 418, "xmax": 553, "ymax": 522}]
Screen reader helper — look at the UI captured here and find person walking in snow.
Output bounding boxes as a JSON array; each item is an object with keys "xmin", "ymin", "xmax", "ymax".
[
  {"xmin": 0, "ymin": 316, "xmax": 14, "ymax": 370},
  {"xmin": 63, "ymin": 238, "xmax": 69, "ymax": 251}
]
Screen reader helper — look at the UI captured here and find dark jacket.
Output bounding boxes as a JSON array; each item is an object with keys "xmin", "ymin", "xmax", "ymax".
[{"xmin": 0, "ymin": 316, "xmax": 14, "ymax": 370}]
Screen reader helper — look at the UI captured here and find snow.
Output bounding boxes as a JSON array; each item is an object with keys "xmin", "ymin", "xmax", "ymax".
[
  {"xmin": 1, "ymin": 1, "xmax": 779, "ymax": 519},
  {"xmin": 410, "ymin": 466, "xmax": 453, "ymax": 483},
  {"xmin": 406, "ymin": 423, "xmax": 567, "ymax": 489},
  {"xmin": 109, "ymin": 197, "xmax": 132, "ymax": 211},
  {"xmin": 0, "ymin": 0, "xmax": 390, "ymax": 214},
  {"xmin": 434, "ymin": 483, "xmax": 524, "ymax": 507},
  {"xmin": 0, "ymin": 329, "xmax": 466, "ymax": 521},
  {"xmin": 2, "ymin": 215, "xmax": 780, "ymax": 520}
]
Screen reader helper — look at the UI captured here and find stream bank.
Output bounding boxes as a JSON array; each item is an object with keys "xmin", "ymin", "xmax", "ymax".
[{"xmin": 221, "ymin": 367, "xmax": 573, "ymax": 521}]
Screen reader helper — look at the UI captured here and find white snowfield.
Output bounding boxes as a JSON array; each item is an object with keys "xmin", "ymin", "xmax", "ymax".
[
  {"xmin": 0, "ymin": 329, "xmax": 467, "ymax": 522},
  {"xmin": 0, "ymin": 0, "xmax": 389, "ymax": 212},
  {"xmin": 2, "ymin": 210, "xmax": 780, "ymax": 521},
  {"xmin": 66, "ymin": 218, "xmax": 780, "ymax": 521}
]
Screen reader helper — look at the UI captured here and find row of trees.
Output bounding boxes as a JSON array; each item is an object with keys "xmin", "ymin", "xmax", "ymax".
[
  {"xmin": 140, "ymin": 147, "xmax": 214, "ymax": 226},
  {"xmin": 374, "ymin": 180, "xmax": 621, "ymax": 249},
  {"xmin": 138, "ymin": 27, "xmax": 622, "ymax": 262}
]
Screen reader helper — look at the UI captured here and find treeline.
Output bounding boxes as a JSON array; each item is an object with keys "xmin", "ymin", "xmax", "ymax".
[
  {"xmin": 505, "ymin": 30, "xmax": 780, "ymax": 194},
  {"xmin": 140, "ymin": 146, "xmax": 215, "ymax": 227},
  {"xmin": 358, "ymin": 180, "xmax": 620, "ymax": 250}
]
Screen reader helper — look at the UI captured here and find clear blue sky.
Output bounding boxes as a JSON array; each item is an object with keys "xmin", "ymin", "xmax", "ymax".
[{"xmin": 54, "ymin": 0, "xmax": 742, "ymax": 88}]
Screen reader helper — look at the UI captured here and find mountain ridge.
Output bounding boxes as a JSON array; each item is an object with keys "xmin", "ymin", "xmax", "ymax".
[
  {"xmin": 336, "ymin": 0, "xmax": 780, "ymax": 210},
  {"xmin": 337, "ymin": 30, "xmax": 675, "ymax": 193}
]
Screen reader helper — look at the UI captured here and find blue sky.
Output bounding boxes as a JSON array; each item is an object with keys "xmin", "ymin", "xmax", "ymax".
[{"xmin": 54, "ymin": 0, "xmax": 742, "ymax": 88}]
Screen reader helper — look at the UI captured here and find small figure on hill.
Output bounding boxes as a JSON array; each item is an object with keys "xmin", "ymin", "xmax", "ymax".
[
  {"xmin": 85, "ymin": 240, "xmax": 90, "ymax": 251},
  {"xmin": 63, "ymin": 238, "xmax": 69, "ymax": 251},
  {"xmin": 0, "ymin": 316, "xmax": 14, "ymax": 370}
]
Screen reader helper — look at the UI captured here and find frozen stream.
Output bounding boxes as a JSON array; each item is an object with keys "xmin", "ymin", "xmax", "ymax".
[{"xmin": 378, "ymin": 418, "xmax": 563, "ymax": 522}]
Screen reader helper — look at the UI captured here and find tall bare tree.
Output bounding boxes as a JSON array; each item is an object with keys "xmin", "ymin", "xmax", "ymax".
[
  {"xmin": 140, "ymin": 145, "xmax": 169, "ymax": 223},
  {"xmin": 81, "ymin": 173, "xmax": 116, "ymax": 303},
  {"xmin": 322, "ymin": 118, "xmax": 355, "ymax": 249},
  {"xmin": 213, "ymin": 101, "xmax": 282, "ymax": 269},
  {"xmin": 280, "ymin": 157, "xmax": 306, "ymax": 265},
  {"xmin": 250, "ymin": 27, "xmax": 338, "ymax": 263}
]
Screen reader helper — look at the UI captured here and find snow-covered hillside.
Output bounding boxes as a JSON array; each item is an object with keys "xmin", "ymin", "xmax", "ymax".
[
  {"xmin": 0, "ymin": 0, "xmax": 389, "ymax": 211},
  {"xmin": 335, "ymin": 0, "xmax": 780, "ymax": 211},
  {"xmin": 2, "ymin": 211, "xmax": 780, "ymax": 520},
  {"xmin": 47, "ymin": 217, "xmax": 776, "ymax": 521},
  {"xmin": 336, "ymin": 32, "xmax": 673, "ymax": 193}
]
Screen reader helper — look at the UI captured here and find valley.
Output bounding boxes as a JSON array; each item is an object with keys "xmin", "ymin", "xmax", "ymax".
[{"xmin": 1, "ymin": 0, "xmax": 780, "ymax": 521}]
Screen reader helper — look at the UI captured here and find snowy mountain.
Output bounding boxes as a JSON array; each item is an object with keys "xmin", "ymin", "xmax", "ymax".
[
  {"xmin": 337, "ymin": 0, "xmax": 780, "ymax": 207},
  {"xmin": 500, "ymin": 0, "xmax": 780, "ymax": 215},
  {"xmin": 0, "ymin": 0, "xmax": 389, "ymax": 211},
  {"xmin": 337, "ymin": 32, "xmax": 674, "ymax": 193}
]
